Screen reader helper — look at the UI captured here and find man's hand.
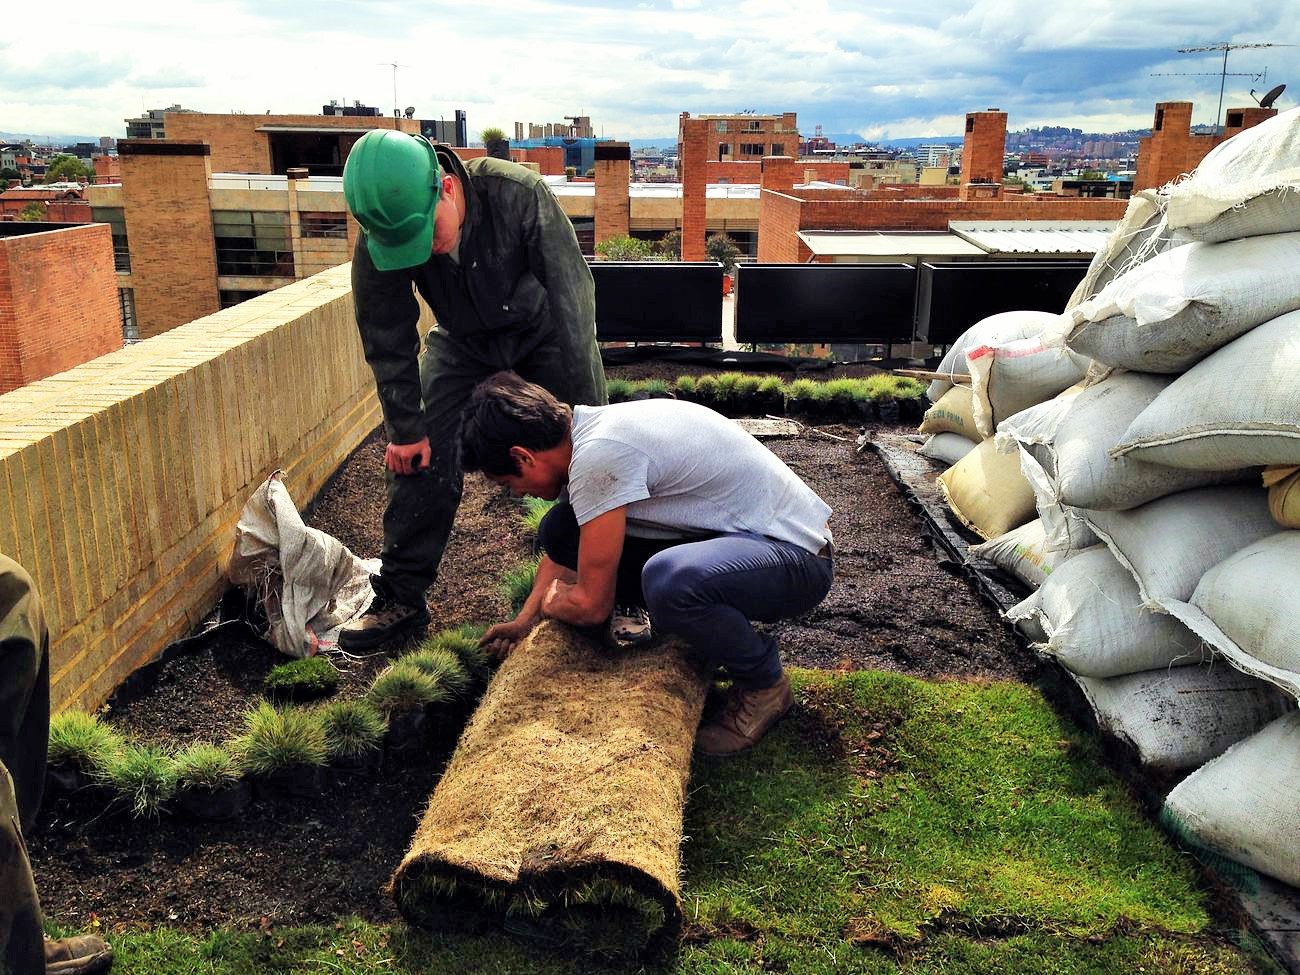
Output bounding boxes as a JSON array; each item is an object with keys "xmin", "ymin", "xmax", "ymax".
[
  {"xmin": 385, "ymin": 436, "xmax": 432, "ymax": 476},
  {"xmin": 479, "ymin": 617, "xmax": 535, "ymax": 661}
]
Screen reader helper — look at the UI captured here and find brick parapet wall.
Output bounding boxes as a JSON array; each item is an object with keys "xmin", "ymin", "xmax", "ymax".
[
  {"xmin": 594, "ymin": 144, "xmax": 631, "ymax": 244},
  {"xmin": 680, "ymin": 119, "xmax": 709, "ymax": 261},
  {"xmin": 1133, "ymin": 102, "xmax": 1277, "ymax": 191},
  {"xmin": 0, "ymin": 264, "xmax": 431, "ymax": 712},
  {"xmin": 0, "ymin": 225, "xmax": 120, "ymax": 393}
]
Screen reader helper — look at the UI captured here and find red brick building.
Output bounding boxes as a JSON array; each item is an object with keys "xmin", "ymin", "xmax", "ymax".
[
  {"xmin": 1134, "ymin": 101, "xmax": 1277, "ymax": 190},
  {"xmin": 0, "ymin": 187, "xmax": 91, "ymax": 223},
  {"xmin": 0, "ymin": 223, "xmax": 121, "ymax": 392}
]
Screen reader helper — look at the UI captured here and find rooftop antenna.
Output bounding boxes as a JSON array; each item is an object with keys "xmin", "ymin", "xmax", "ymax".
[
  {"xmin": 378, "ymin": 62, "xmax": 411, "ymax": 124},
  {"xmin": 1174, "ymin": 42, "xmax": 1295, "ymax": 131},
  {"xmin": 1252, "ymin": 82, "xmax": 1287, "ymax": 108}
]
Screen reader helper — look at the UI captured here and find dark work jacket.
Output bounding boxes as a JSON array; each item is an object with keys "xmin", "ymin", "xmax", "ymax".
[{"xmin": 350, "ymin": 147, "xmax": 596, "ymax": 444}]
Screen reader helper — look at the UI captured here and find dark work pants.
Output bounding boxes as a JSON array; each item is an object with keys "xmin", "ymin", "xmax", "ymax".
[
  {"xmin": 1, "ymin": 555, "xmax": 49, "ymax": 975},
  {"xmin": 375, "ymin": 326, "xmax": 606, "ymax": 608},
  {"xmin": 537, "ymin": 504, "xmax": 834, "ymax": 689}
]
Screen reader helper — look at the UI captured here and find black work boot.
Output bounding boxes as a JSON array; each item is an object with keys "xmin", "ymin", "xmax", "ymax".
[{"xmin": 338, "ymin": 591, "xmax": 430, "ymax": 651}]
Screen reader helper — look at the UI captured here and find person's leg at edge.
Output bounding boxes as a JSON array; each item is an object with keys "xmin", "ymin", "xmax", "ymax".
[
  {"xmin": 0, "ymin": 555, "xmax": 113, "ymax": 974},
  {"xmin": 641, "ymin": 534, "xmax": 834, "ymax": 755},
  {"xmin": 342, "ymin": 332, "xmax": 489, "ymax": 650}
]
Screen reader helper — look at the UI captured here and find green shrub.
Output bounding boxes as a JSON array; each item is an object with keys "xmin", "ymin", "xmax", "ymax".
[
  {"xmin": 638, "ymin": 378, "xmax": 669, "ymax": 396},
  {"xmin": 694, "ymin": 375, "xmax": 720, "ymax": 405},
  {"xmin": 674, "ymin": 376, "xmax": 697, "ymax": 397},
  {"xmin": 757, "ymin": 376, "xmax": 787, "ymax": 398},
  {"xmin": 48, "ymin": 710, "xmax": 124, "ymax": 773},
  {"xmin": 102, "ymin": 744, "xmax": 177, "ymax": 818},
  {"xmin": 172, "ymin": 742, "xmax": 242, "ymax": 791},
  {"xmin": 319, "ymin": 699, "xmax": 387, "ymax": 761},
  {"xmin": 500, "ymin": 557, "xmax": 540, "ymax": 615},
  {"xmin": 733, "ymin": 374, "xmax": 762, "ymax": 399},
  {"xmin": 785, "ymin": 378, "xmax": 819, "ymax": 404},
  {"xmin": 605, "ymin": 379, "xmax": 634, "ymax": 402},
  {"xmin": 400, "ymin": 646, "xmax": 472, "ymax": 700},
  {"xmin": 820, "ymin": 378, "xmax": 861, "ymax": 405},
  {"xmin": 235, "ymin": 701, "xmax": 327, "ymax": 774},
  {"xmin": 520, "ymin": 496, "xmax": 556, "ymax": 536},
  {"xmin": 262, "ymin": 656, "xmax": 341, "ymax": 700},
  {"xmin": 367, "ymin": 661, "xmax": 453, "ymax": 713}
]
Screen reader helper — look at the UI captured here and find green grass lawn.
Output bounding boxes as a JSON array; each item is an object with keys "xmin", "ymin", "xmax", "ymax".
[{"xmin": 72, "ymin": 669, "xmax": 1277, "ymax": 974}]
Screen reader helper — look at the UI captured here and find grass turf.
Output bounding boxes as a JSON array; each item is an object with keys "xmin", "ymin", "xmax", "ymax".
[{"xmin": 60, "ymin": 669, "xmax": 1276, "ymax": 974}]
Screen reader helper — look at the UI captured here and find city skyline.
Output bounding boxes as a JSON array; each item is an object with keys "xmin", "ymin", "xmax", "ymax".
[{"xmin": 0, "ymin": 0, "xmax": 1295, "ymax": 142}]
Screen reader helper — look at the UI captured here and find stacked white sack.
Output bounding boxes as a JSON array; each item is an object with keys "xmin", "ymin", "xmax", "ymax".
[
  {"xmin": 1112, "ymin": 309, "xmax": 1300, "ymax": 471},
  {"xmin": 1063, "ymin": 233, "xmax": 1300, "ymax": 373},
  {"xmin": 925, "ymin": 310, "xmax": 1062, "ymax": 404},
  {"xmin": 1163, "ymin": 711, "xmax": 1300, "ymax": 889},
  {"xmin": 1160, "ymin": 105, "xmax": 1300, "ymax": 244},
  {"xmin": 1065, "ymin": 190, "xmax": 1185, "ymax": 310},
  {"xmin": 997, "ymin": 373, "xmax": 1246, "ymax": 551},
  {"xmin": 969, "ymin": 519, "xmax": 1079, "ymax": 590},
  {"xmin": 1163, "ymin": 532, "xmax": 1300, "ymax": 703}
]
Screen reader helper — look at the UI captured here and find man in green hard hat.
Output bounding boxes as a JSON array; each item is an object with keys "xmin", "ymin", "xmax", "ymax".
[{"xmin": 340, "ymin": 129, "xmax": 607, "ymax": 649}]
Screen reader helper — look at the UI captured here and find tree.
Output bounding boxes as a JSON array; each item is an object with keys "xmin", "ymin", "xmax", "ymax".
[
  {"xmin": 705, "ymin": 232, "xmax": 741, "ymax": 275},
  {"xmin": 656, "ymin": 229, "xmax": 681, "ymax": 260},
  {"xmin": 0, "ymin": 166, "xmax": 19, "ymax": 182},
  {"xmin": 43, "ymin": 154, "xmax": 90, "ymax": 184},
  {"xmin": 594, "ymin": 235, "xmax": 659, "ymax": 262},
  {"xmin": 479, "ymin": 127, "xmax": 506, "ymax": 145},
  {"xmin": 19, "ymin": 202, "xmax": 45, "ymax": 221}
]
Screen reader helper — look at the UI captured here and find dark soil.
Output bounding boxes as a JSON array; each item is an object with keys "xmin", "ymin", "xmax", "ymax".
[{"xmin": 28, "ymin": 361, "xmax": 1034, "ymax": 935}]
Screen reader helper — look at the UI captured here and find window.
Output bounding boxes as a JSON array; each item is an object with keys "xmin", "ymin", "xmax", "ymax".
[
  {"xmin": 118, "ymin": 288, "xmax": 138, "ymax": 343},
  {"xmin": 715, "ymin": 120, "xmax": 728, "ymax": 133},
  {"xmin": 92, "ymin": 207, "xmax": 130, "ymax": 272},
  {"xmin": 745, "ymin": 120, "xmax": 762, "ymax": 132},
  {"xmin": 718, "ymin": 143, "xmax": 731, "ymax": 160},
  {"xmin": 300, "ymin": 212, "xmax": 348, "ymax": 239},
  {"xmin": 770, "ymin": 143, "xmax": 785, "ymax": 157},
  {"xmin": 740, "ymin": 142, "xmax": 765, "ymax": 156},
  {"xmin": 966, "ymin": 117, "xmax": 975, "ymax": 132},
  {"xmin": 1226, "ymin": 111, "xmax": 1244, "ymax": 128},
  {"xmin": 219, "ymin": 290, "xmax": 265, "ymax": 308},
  {"xmin": 213, "ymin": 210, "xmax": 294, "ymax": 277},
  {"xmin": 1154, "ymin": 109, "xmax": 1164, "ymax": 132}
]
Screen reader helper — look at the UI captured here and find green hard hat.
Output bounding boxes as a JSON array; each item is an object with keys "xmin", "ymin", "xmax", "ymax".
[{"xmin": 343, "ymin": 130, "xmax": 442, "ymax": 271}]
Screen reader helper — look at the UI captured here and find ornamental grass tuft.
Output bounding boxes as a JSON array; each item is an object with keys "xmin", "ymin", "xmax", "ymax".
[
  {"xmin": 318, "ymin": 699, "xmax": 387, "ymax": 761},
  {"xmin": 426, "ymin": 625, "xmax": 493, "ymax": 684},
  {"xmin": 234, "ymin": 701, "xmax": 327, "ymax": 774},
  {"xmin": 367, "ymin": 661, "xmax": 453, "ymax": 713},
  {"xmin": 605, "ymin": 379, "xmax": 634, "ymax": 402},
  {"xmin": 101, "ymin": 743, "xmax": 177, "ymax": 819},
  {"xmin": 47, "ymin": 710, "xmax": 124, "ymax": 773},
  {"xmin": 172, "ymin": 742, "xmax": 242, "ymax": 791},
  {"xmin": 520, "ymin": 496, "xmax": 556, "ymax": 537},
  {"xmin": 500, "ymin": 557, "xmax": 539, "ymax": 615},
  {"xmin": 400, "ymin": 646, "xmax": 472, "ymax": 700}
]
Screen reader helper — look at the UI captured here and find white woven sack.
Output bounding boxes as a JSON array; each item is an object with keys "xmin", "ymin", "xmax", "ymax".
[
  {"xmin": 1163, "ymin": 712, "xmax": 1300, "ymax": 888},
  {"xmin": 1084, "ymin": 484, "xmax": 1278, "ymax": 608},
  {"xmin": 1065, "ymin": 233, "xmax": 1300, "ymax": 373},
  {"xmin": 1006, "ymin": 546, "xmax": 1206, "ymax": 678},
  {"xmin": 969, "ymin": 519, "xmax": 1080, "ymax": 590},
  {"xmin": 1163, "ymin": 531, "xmax": 1300, "ymax": 702},
  {"xmin": 1066, "ymin": 191, "xmax": 1186, "ymax": 310},
  {"xmin": 1162, "ymin": 106, "xmax": 1300, "ymax": 243},
  {"xmin": 967, "ymin": 330, "xmax": 1088, "ymax": 440},
  {"xmin": 1002, "ymin": 373, "xmax": 1245, "ymax": 524},
  {"xmin": 1113, "ymin": 309, "xmax": 1300, "ymax": 471},
  {"xmin": 1077, "ymin": 665, "xmax": 1293, "ymax": 774},
  {"xmin": 918, "ymin": 432, "xmax": 977, "ymax": 467},
  {"xmin": 925, "ymin": 310, "xmax": 1062, "ymax": 402}
]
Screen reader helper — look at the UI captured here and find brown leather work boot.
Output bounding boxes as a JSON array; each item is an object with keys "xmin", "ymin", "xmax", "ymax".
[
  {"xmin": 45, "ymin": 934, "xmax": 113, "ymax": 974},
  {"xmin": 338, "ymin": 591, "xmax": 430, "ymax": 651},
  {"xmin": 696, "ymin": 673, "xmax": 793, "ymax": 756}
]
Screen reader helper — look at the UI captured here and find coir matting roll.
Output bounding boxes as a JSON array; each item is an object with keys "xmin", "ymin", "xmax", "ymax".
[{"xmin": 390, "ymin": 621, "xmax": 709, "ymax": 960}]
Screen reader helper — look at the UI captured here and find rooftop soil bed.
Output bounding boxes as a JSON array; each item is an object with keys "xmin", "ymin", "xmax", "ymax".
[{"xmin": 26, "ymin": 363, "xmax": 1266, "ymax": 972}]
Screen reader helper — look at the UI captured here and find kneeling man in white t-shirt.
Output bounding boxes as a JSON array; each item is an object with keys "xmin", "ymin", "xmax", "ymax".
[{"xmin": 462, "ymin": 372, "xmax": 835, "ymax": 756}]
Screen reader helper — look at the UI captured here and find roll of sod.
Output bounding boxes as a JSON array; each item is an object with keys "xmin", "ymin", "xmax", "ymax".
[{"xmin": 390, "ymin": 621, "xmax": 709, "ymax": 961}]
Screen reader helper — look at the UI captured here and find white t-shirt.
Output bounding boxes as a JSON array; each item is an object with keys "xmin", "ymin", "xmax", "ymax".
[{"xmin": 564, "ymin": 400, "xmax": 832, "ymax": 555}]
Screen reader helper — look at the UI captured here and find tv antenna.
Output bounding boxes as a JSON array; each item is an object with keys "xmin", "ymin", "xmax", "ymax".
[
  {"xmin": 1174, "ymin": 42, "xmax": 1295, "ymax": 131},
  {"xmin": 378, "ymin": 62, "xmax": 411, "ymax": 123}
]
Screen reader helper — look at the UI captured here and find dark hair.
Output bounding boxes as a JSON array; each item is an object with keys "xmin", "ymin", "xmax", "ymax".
[{"xmin": 460, "ymin": 372, "xmax": 572, "ymax": 476}]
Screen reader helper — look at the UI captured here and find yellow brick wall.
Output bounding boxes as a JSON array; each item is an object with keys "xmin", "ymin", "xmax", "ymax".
[{"xmin": 0, "ymin": 264, "xmax": 428, "ymax": 713}]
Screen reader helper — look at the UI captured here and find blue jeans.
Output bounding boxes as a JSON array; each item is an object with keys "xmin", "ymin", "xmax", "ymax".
[{"xmin": 537, "ymin": 504, "xmax": 833, "ymax": 689}]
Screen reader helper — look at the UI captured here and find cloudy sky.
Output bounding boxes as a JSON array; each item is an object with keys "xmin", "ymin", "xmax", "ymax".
[{"xmin": 1, "ymin": 0, "xmax": 1296, "ymax": 143}]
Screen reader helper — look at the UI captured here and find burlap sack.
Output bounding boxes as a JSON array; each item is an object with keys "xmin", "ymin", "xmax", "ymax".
[
  {"xmin": 1065, "ymin": 232, "xmax": 1300, "ymax": 373},
  {"xmin": 1163, "ymin": 712, "xmax": 1300, "ymax": 888},
  {"xmin": 389, "ymin": 622, "xmax": 709, "ymax": 960},
  {"xmin": 1006, "ymin": 546, "xmax": 1205, "ymax": 678},
  {"xmin": 937, "ymin": 437, "xmax": 1037, "ymax": 541},
  {"xmin": 1077, "ymin": 665, "xmax": 1292, "ymax": 774},
  {"xmin": 918, "ymin": 386, "xmax": 981, "ymax": 441},
  {"xmin": 1262, "ymin": 465, "xmax": 1300, "ymax": 528}
]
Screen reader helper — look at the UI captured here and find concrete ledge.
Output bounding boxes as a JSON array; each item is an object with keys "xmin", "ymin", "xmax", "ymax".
[{"xmin": 0, "ymin": 264, "xmax": 413, "ymax": 712}]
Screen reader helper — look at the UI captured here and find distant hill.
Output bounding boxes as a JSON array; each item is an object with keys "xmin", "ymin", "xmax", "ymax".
[{"xmin": 1, "ymin": 131, "xmax": 105, "ymax": 146}]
